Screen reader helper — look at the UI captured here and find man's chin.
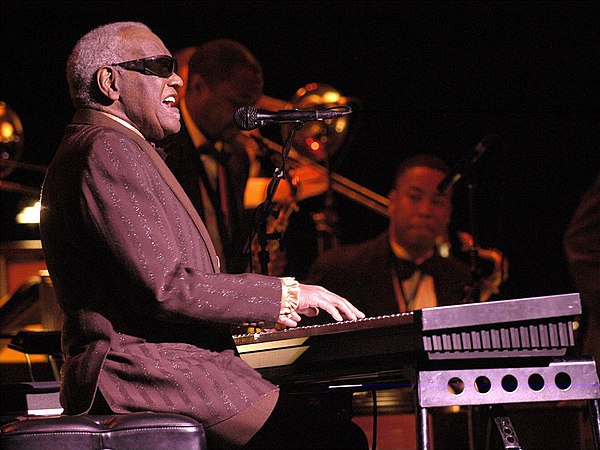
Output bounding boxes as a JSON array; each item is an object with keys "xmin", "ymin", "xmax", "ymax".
[
  {"xmin": 409, "ymin": 228, "xmax": 435, "ymax": 240},
  {"xmin": 406, "ymin": 234, "xmax": 436, "ymax": 250},
  {"xmin": 154, "ymin": 124, "xmax": 181, "ymax": 141}
]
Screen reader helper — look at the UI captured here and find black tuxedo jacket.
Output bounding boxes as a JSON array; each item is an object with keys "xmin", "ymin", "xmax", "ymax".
[
  {"xmin": 159, "ymin": 122, "xmax": 252, "ymax": 273},
  {"xmin": 305, "ymin": 232, "xmax": 473, "ymax": 317}
]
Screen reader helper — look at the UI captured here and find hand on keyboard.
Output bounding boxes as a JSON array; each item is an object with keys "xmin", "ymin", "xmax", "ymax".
[{"xmin": 277, "ymin": 284, "xmax": 365, "ymax": 328}]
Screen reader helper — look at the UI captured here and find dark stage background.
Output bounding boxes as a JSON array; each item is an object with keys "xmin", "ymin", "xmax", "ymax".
[{"xmin": 1, "ymin": 1, "xmax": 599, "ymax": 301}]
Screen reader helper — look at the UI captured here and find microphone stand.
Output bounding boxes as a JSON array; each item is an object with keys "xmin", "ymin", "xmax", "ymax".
[
  {"xmin": 463, "ymin": 171, "xmax": 483, "ymax": 302},
  {"xmin": 255, "ymin": 121, "xmax": 304, "ymax": 275},
  {"xmin": 439, "ymin": 137, "xmax": 497, "ymax": 302}
]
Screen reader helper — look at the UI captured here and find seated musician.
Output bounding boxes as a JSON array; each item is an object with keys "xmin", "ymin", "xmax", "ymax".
[
  {"xmin": 302, "ymin": 154, "xmax": 507, "ymax": 448},
  {"xmin": 40, "ymin": 22, "xmax": 368, "ymax": 449},
  {"xmin": 304, "ymin": 153, "xmax": 507, "ymax": 318}
]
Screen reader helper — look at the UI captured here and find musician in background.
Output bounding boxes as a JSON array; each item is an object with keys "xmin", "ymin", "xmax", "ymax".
[
  {"xmin": 303, "ymin": 154, "xmax": 508, "ymax": 449},
  {"xmin": 563, "ymin": 172, "xmax": 600, "ymax": 377},
  {"xmin": 170, "ymin": 46, "xmax": 198, "ymax": 106},
  {"xmin": 158, "ymin": 39, "xmax": 265, "ymax": 274},
  {"xmin": 305, "ymin": 154, "xmax": 482, "ymax": 315},
  {"xmin": 159, "ymin": 39, "xmax": 327, "ymax": 276}
]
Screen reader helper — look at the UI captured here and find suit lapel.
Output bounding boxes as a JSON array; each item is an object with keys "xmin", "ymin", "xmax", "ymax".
[
  {"xmin": 142, "ymin": 139, "xmax": 221, "ymax": 271},
  {"xmin": 74, "ymin": 110, "xmax": 220, "ymax": 272}
]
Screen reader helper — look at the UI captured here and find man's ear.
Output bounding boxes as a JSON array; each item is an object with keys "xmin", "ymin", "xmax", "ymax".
[
  {"xmin": 387, "ymin": 188, "xmax": 398, "ymax": 213},
  {"xmin": 97, "ymin": 67, "xmax": 120, "ymax": 101}
]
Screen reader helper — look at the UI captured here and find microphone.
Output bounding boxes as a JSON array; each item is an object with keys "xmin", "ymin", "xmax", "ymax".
[
  {"xmin": 437, "ymin": 134, "xmax": 501, "ymax": 194},
  {"xmin": 234, "ymin": 106, "xmax": 352, "ymax": 131}
]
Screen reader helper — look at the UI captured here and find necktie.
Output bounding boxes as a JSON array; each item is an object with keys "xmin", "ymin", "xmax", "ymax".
[
  {"xmin": 198, "ymin": 144, "xmax": 221, "ymax": 189},
  {"xmin": 197, "ymin": 143, "xmax": 231, "ymax": 269}
]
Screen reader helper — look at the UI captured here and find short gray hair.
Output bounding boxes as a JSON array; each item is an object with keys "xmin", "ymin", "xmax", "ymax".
[{"xmin": 67, "ymin": 22, "xmax": 151, "ymax": 109}]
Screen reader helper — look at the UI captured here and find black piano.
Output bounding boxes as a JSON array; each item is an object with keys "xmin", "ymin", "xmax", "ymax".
[{"xmin": 234, "ymin": 293, "xmax": 600, "ymax": 449}]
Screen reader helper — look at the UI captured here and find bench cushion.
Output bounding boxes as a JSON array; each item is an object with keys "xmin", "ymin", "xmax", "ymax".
[{"xmin": 0, "ymin": 412, "xmax": 206, "ymax": 450}]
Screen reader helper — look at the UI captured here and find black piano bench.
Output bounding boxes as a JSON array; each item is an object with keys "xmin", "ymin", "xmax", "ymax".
[{"xmin": 0, "ymin": 412, "xmax": 207, "ymax": 450}]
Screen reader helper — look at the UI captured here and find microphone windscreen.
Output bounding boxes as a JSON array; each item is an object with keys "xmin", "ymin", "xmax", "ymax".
[{"xmin": 233, "ymin": 106, "xmax": 258, "ymax": 130}]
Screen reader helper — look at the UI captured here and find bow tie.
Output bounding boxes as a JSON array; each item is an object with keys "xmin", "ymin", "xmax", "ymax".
[
  {"xmin": 394, "ymin": 258, "xmax": 420, "ymax": 281},
  {"xmin": 198, "ymin": 143, "xmax": 222, "ymax": 160},
  {"xmin": 394, "ymin": 257, "xmax": 434, "ymax": 281}
]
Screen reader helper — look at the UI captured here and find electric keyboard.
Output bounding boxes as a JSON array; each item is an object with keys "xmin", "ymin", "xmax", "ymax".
[{"xmin": 234, "ymin": 293, "xmax": 582, "ymax": 387}]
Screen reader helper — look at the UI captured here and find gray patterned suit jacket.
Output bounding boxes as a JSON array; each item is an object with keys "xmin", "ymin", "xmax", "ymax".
[{"xmin": 39, "ymin": 109, "xmax": 280, "ymax": 428}]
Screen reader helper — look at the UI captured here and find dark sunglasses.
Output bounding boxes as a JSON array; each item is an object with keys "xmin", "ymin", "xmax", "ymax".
[{"xmin": 111, "ymin": 55, "xmax": 177, "ymax": 78}]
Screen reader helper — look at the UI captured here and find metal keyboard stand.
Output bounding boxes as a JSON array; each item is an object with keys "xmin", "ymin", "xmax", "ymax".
[
  {"xmin": 491, "ymin": 410, "xmax": 522, "ymax": 450},
  {"xmin": 415, "ymin": 359, "xmax": 600, "ymax": 450}
]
